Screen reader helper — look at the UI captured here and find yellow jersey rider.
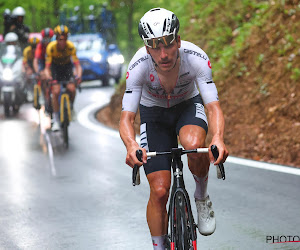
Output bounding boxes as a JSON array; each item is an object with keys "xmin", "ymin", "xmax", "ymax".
[
  {"xmin": 23, "ymin": 36, "xmax": 40, "ymax": 76},
  {"xmin": 45, "ymin": 25, "xmax": 82, "ymax": 131}
]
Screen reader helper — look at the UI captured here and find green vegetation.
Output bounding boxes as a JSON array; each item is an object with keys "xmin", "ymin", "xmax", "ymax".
[{"xmin": 1, "ymin": 0, "xmax": 299, "ymax": 83}]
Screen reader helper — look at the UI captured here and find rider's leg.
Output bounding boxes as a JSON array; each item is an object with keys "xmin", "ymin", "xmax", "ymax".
[
  {"xmin": 179, "ymin": 125, "xmax": 210, "ymax": 196},
  {"xmin": 51, "ymin": 84, "xmax": 61, "ymax": 130},
  {"xmin": 179, "ymin": 125, "xmax": 216, "ymax": 236},
  {"xmin": 66, "ymin": 83, "xmax": 76, "ymax": 109},
  {"xmin": 146, "ymin": 170, "xmax": 171, "ymax": 249}
]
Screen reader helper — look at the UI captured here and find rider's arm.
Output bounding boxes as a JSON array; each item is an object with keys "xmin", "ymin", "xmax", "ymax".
[
  {"xmin": 205, "ymin": 101, "xmax": 228, "ymax": 165},
  {"xmin": 73, "ymin": 62, "xmax": 82, "ymax": 81},
  {"xmin": 45, "ymin": 43, "xmax": 53, "ymax": 80},
  {"xmin": 193, "ymin": 49, "xmax": 228, "ymax": 164},
  {"xmin": 33, "ymin": 58, "xmax": 39, "ymax": 73},
  {"xmin": 69, "ymin": 41, "xmax": 82, "ymax": 81},
  {"xmin": 119, "ymin": 62, "xmax": 146, "ymax": 166},
  {"xmin": 120, "ymin": 111, "xmax": 147, "ymax": 167}
]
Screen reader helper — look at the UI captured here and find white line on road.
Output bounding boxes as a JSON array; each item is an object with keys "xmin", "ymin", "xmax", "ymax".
[{"xmin": 78, "ymin": 102, "xmax": 300, "ymax": 176}]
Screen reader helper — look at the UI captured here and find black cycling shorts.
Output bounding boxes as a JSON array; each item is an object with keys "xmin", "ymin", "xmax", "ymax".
[
  {"xmin": 51, "ymin": 63, "xmax": 73, "ymax": 81},
  {"xmin": 139, "ymin": 94, "xmax": 208, "ymax": 175}
]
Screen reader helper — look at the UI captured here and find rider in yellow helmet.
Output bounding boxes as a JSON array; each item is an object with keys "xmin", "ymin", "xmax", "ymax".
[
  {"xmin": 23, "ymin": 36, "xmax": 40, "ymax": 75},
  {"xmin": 45, "ymin": 25, "xmax": 82, "ymax": 131}
]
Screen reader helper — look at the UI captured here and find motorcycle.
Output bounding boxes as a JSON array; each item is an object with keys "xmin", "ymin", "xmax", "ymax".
[{"xmin": 0, "ymin": 44, "xmax": 26, "ymax": 117}]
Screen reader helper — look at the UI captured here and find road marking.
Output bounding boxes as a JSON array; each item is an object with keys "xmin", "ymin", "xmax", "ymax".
[
  {"xmin": 78, "ymin": 102, "xmax": 300, "ymax": 176},
  {"xmin": 227, "ymin": 157, "xmax": 300, "ymax": 176},
  {"xmin": 77, "ymin": 102, "xmax": 120, "ymax": 138}
]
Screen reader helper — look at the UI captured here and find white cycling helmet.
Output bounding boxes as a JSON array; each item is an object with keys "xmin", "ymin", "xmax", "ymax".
[
  {"xmin": 138, "ymin": 8, "xmax": 180, "ymax": 40},
  {"xmin": 4, "ymin": 32, "xmax": 18, "ymax": 43},
  {"xmin": 12, "ymin": 6, "xmax": 26, "ymax": 16}
]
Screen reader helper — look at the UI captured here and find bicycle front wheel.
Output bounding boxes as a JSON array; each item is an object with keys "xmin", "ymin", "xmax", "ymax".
[
  {"xmin": 62, "ymin": 105, "xmax": 69, "ymax": 148},
  {"xmin": 172, "ymin": 192, "xmax": 197, "ymax": 250},
  {"xmin": 175, "ymin": 193, "xmax": 189, "ymax": 250}
]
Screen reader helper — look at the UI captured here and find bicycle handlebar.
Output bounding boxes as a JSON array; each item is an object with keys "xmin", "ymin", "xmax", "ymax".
[{"xmin": 132, "ymin": 145, "xmax": 225, "ymax": 186}]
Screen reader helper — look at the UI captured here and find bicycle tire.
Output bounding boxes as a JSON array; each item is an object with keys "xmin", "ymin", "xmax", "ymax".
[
  {"xmin": 173, "ymin": 192, "xmax": 197, "ymax": 250},
  {"xmin": 62, "ymin": 102, "xmax": 69, "ymax": 149},
  {"xmin": 174, "ymin": 193, "xmax": 189, "ymax": 250}
]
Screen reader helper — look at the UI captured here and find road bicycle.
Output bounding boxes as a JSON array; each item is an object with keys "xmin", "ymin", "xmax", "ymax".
[
  {"xmin": 132, "ymin": 145, "xmax": 225, "ymax": 250},
  {"xmin": 47, "ymin": 78, "xmax": 80, "ymax": 148}
]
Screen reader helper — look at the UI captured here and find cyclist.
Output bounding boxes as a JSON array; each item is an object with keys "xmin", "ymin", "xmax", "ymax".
[
  {"xmin": 33, "ymin": 28, "xmax": 54, "ymax": 79},
  {"xmin": 119, "ymin": 8, "xmax": 229, "ymax": 249},
  {"xmin": 33, "ymin": 28, "xmax": 54, "ymax": 110},
  {"xmin": 23, "ymin": 36, "xmax": 40, "ymax": 76},
  {"xmin": 45, "ymin": 25, "xmax": 82, "ymax": 131}
]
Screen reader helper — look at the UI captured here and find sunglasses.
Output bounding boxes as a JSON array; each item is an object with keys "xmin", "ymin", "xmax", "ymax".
[{"xmin": 143, "ymin": 32, "xmax": 176, "ymax": 49}]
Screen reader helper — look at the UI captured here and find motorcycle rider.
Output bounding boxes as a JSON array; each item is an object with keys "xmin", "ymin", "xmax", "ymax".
[
  {"xmin": 3, "ymin": 9, "xmax": 13, "ymax": 37},
  {"xmin": 9, "ymin": 6, "xmax": 30, "ymax": 51},
  {"xmin": 1, "ymin": 32, "xmax": 25, "ymax": 115}
]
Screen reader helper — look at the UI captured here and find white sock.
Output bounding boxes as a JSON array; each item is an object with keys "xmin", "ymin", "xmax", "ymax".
[
  {"xmin": 193, "ymin": 173, "xmax": 209, "ymax": 200},
  {"xmin": 152, "ymin": 235, "xmax": 167, "ymax": 250},
  {"xmin": 54, "ymin": 112, "xmax": 60, "ymax": 122}
]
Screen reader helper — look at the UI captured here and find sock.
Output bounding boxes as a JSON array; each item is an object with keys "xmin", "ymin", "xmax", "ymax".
[
  {"xmin": 54, "ymin": 112, "xmax": 60, "ymax": 122},
  {"xmin": 152, "ymin": 235, "xmax": 167, "ymax": 250},
  {"xmin": 193, "ymin": 173, "xmax": 209, "ymax": 200}
]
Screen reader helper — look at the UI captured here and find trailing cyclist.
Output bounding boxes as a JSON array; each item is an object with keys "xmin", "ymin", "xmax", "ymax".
[
  {"xmin": 119, "ymin": 8, "xmax": 229, "ymax": 249},
  {"xmin": 23, "ymin": 36, "xmax": 40, "ymax": 101},
  {"xmin": 45, "ymin": 25, "xmax": 82, "ymax": 131},
  {"xmin": 23, "ymin": 36, "xmax": 40, "ymax": 76},
  {"xmin": 33, "ymin": 28, "xmax": 54, "ymax": 110}
]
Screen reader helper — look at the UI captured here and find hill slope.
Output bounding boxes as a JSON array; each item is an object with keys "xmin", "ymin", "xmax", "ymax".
[{"xmin": 97, "ymin": 1, "xmax": 300, "ymax": 167}]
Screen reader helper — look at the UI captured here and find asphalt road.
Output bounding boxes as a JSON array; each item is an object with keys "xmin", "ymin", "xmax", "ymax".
[{"xmin": 0, "ymin": 82, "xmax": 299, "ymax": 250}]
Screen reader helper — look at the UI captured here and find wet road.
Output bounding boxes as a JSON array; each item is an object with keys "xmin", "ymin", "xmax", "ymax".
[{"xmin": 0, "ymin": 83, "xmax": 299, "ymax": 250}]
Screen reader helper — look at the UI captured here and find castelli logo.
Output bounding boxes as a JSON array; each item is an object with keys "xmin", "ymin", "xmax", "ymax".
[
  {"xmin": 208, "ymin": 61, "xmax": 212, "ymax": 69},
  {"xmin": 126, "ymin": 72, "xmax": 129, "ymax": 79},
  {"xmin": 150, "ymin": 74, "xmax": 155, "ymax": 82}
]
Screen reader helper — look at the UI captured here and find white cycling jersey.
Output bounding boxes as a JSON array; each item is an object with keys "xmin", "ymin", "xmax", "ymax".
[{"xmin": 122, "ymin": 40, "xmax": 219, "ymax": 113}]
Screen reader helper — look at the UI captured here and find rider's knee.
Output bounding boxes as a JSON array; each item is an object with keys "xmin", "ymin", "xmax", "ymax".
[
  {"xmin": 151, "ymin": 184, "xmax": 170, "ymax": 204},
  {"xmin": 184, "ymin": 137, "xmax": 205, "ymax": 151},
  {"xmin": 52, "ymin": 87, "xmax": 60, "ymax": 96}
]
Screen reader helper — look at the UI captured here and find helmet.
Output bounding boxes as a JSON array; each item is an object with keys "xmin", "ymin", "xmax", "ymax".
[
  {"xmin": 4, "ymin": 32, "xmax": 18, "ymax": 43},
  {"xmin": 28, "ymin": 36, "xmax": 40, "ymax": 48},
  {"xmin": 3, "ymin": 9, "xmax": 11, "ymax": 17},
  {"xmin": 138, "ymin": 8, "xmax": 180, "ymax": 40},
  {"xmin": 12, "ymin": 6, "xmax": 26, "ymax": 16},
  {"xmin": 54, "ymin": 25, "xmax": 69, "ymax": 36},
  {"xmin": 41, "ymin": 28, "xmax": 54, "ymax": 38}
]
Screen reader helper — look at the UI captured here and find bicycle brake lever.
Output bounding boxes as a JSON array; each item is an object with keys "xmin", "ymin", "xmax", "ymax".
[
  {"xmin": 211, "ymin": 145, "xmax": 225, "ymax": 180},
  {"xmin": 132, "ymin": 149, "xmax": 143, "ymax": 186}
]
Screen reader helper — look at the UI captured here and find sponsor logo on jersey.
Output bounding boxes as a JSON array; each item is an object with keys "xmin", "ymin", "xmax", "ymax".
[
  {"xmin": 183, "ymin": 49, "xmax": 207, "ymax": 60},
  {"xmin": 208, "ymin": 60, "xmax": 212, "ymax": 69},
  {"xmin": 150, "ymin": 74, "xmax": 155, "ymax": 82},
  {"xmin": 129, "ymin": 56, "xmax": 149, "ymax": 70},
  {"xmin": 126, "ymin": 71, "xmax": 129, "ymax": 79}
]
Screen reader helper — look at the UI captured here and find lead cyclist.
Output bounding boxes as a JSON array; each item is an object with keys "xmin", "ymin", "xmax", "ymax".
[{"xmin": 119, "ymin": 7, "xmax": 229, "ymax": 249}]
